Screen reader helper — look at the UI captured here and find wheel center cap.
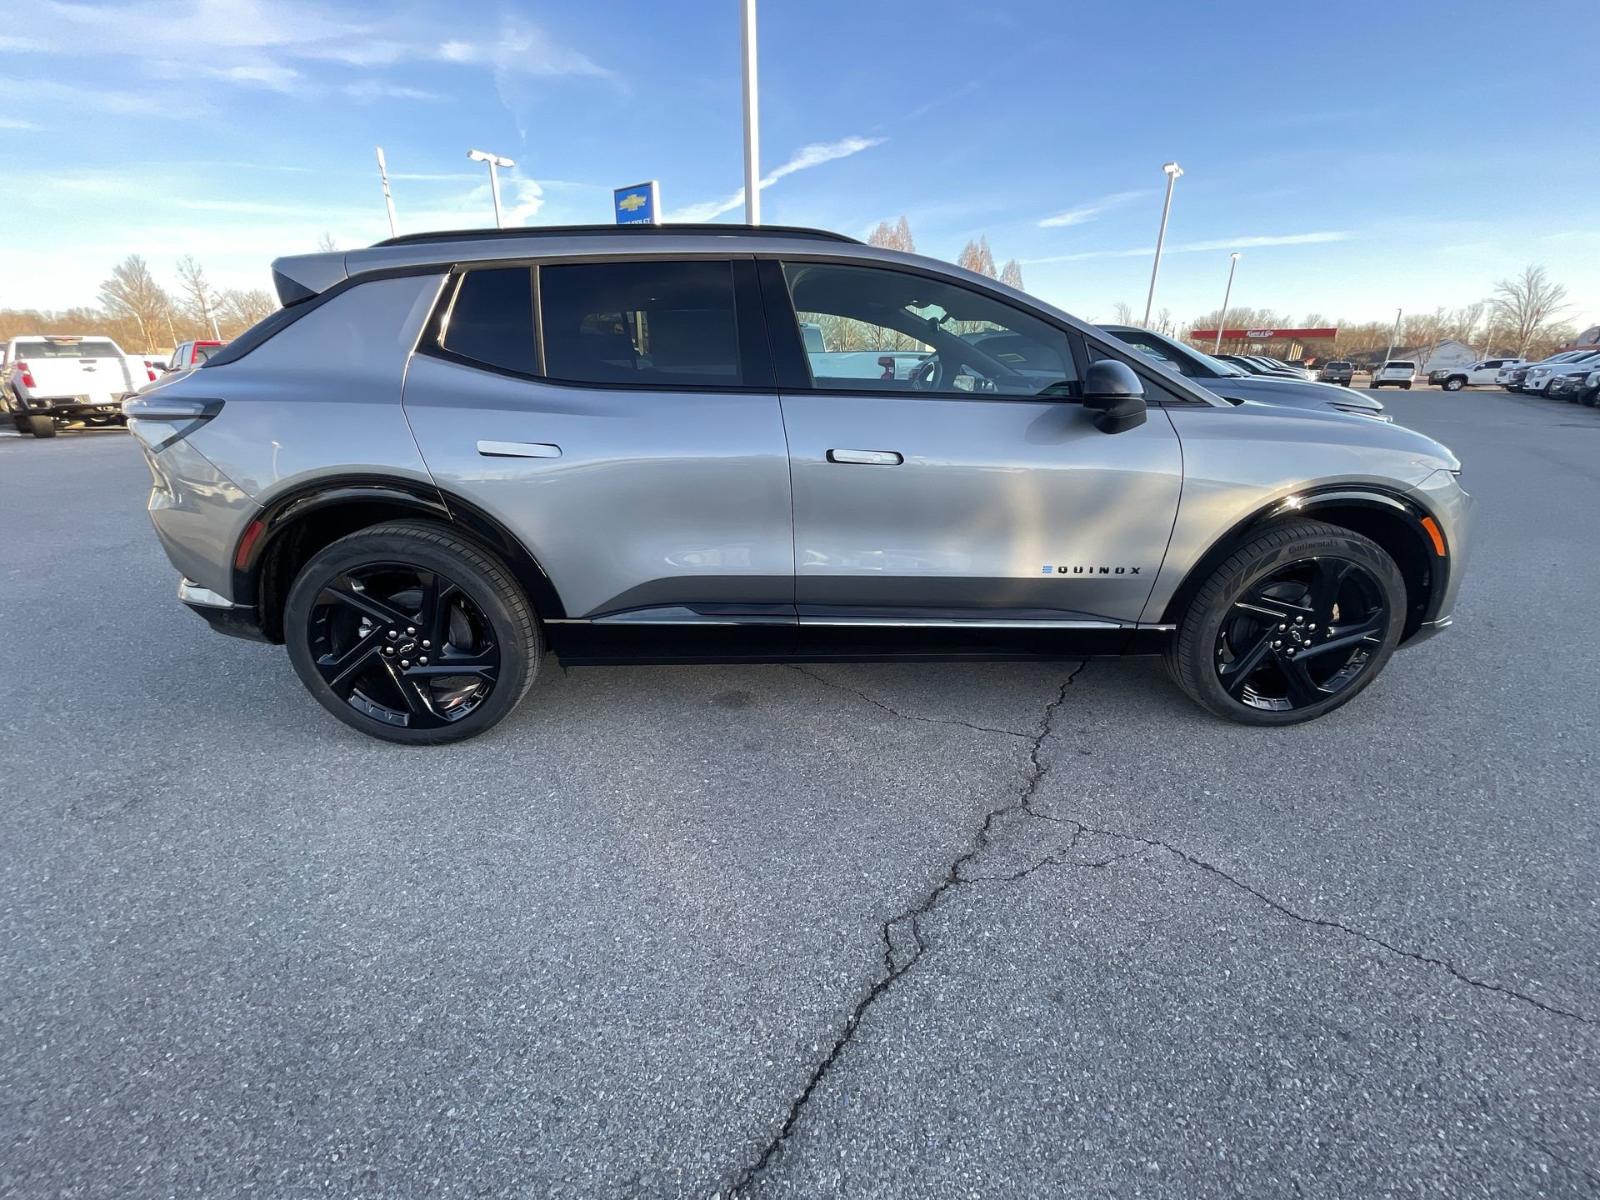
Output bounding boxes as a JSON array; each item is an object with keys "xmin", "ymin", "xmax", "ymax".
[{"xmin": 395, "ymin": 636, "xmax": 417, "ymax": 656}]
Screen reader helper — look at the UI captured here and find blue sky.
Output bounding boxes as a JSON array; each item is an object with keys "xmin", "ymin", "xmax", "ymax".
[{"xmin": 3, "ymin": 0, "xmax": 1598, "ymax": 328}]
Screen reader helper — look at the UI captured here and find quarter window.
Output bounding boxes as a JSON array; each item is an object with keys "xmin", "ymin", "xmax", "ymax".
[
  {"xmin": 539, "ymin": 261, "xmax": 743, "ymax": 387},
  {"xmin": 441, "ymin": 267, "xmax": 537, "ymax": 376},
  {"xmin": 779, "ymin": 262, "xmax": 1076, "ymax": 397}
]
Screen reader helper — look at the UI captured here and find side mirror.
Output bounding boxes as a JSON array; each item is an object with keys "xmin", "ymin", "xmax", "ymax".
[{"xmin": 1082, "ymin": 359, "xmax": 1147, "ymax": 433}]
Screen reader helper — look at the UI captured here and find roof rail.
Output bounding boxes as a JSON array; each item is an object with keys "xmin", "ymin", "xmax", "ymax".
[{"xmin": 371, "ymin": 223, "xmax": 861, "ymax": 248}]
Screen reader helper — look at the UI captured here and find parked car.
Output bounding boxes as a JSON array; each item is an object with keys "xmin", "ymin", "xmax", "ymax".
[
  {"xmin": 1504, "ymin": 351, "xmax": 1589, "ymax": 391},
  {"xmin": 2, "ymin": 334, "xmax": 138, "ymax": 437},
  {"xmin": 1522, "ymin": 351, "xmax": 1600, "ymax": 396},
  {"xmin": 1318, "ymin": 360, "xmax": 1355, "ymax": 385},
  {"xmin": 1244, "ymin": 355, "xmax": 1313, "ymax": 381},
  {"xmin": 1369, "ymin": 361, "xmax": 1417, "ymax": 389},
  {"xmin": 1217, "ymin": 354, "xmax": 1303, "ymax": 380},
  {"xmin": 166, "ymin": 339, "xmax": 224, "ymax": 372},
  {"xmin": 125, "ymin": 223, "xmax": 1468, "ymax": 742},
  {"xmin": 1429, "ymin": 358, "xmax": 1523, "ymax": 390},
  {"xmin": 1579, "ymin": 370, "xmax": 1600, "ymax": 407},
  {"xmin": 1099, "ymin": 326, "xmax": 1388, "ymax": 419}
]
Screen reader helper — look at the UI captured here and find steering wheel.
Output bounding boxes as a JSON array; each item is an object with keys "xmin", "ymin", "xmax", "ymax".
[{"xmin": 909, "ymin": 355, "xmax": 948, "ymax": 391}]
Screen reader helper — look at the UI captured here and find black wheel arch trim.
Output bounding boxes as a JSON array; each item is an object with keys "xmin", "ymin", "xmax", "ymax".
[
  {"xmin": 1159, "ymin": 484, "xmax": 1450, "ymax": 638},
  {"xmin": 232, "ymin": 474, "xmax": 567, "ymax": 641}
]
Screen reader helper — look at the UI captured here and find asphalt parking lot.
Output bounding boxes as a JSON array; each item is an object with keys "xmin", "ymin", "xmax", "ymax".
[{"xmin": 2, "ymin": 390, "xmax": 1597, "ymax": 1198}]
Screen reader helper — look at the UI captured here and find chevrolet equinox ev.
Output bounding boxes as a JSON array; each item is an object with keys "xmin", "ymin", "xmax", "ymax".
[{"xmin": 125, "ymin": 225, "xmax": 1471, "ymax": 744}]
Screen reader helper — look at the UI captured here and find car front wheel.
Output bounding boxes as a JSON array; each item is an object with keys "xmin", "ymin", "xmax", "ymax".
[
  {"xmin": 1443, "ymin": 377, "xmax": 1465, "ymax": 391},
  {"xmin": 284, "ymin": 521, "xmax": 542, "ymax": 744},
  {"xmin": 1167, "ymin": 520, "xmax": 1406, "ymax": 725}
]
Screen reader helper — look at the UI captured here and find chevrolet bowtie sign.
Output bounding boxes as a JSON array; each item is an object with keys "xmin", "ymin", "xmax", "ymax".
[{"xmin": 613, "ymin": 181, "xmax": 660, "ymax": 225}]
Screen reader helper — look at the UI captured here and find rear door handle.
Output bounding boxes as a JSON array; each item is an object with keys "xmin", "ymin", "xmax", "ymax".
[
  {"xmin": 477, "ymin": 440, "xmax": 562, "ymax": 459},
  {"xmin": 827, "ymin": 448, "xmax": 902, "ymax": 466}
]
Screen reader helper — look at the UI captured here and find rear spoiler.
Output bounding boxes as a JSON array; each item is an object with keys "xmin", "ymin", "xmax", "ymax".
[{"xmin": 270, "ymin": 251, "xmax": 349, "ymax": 306}]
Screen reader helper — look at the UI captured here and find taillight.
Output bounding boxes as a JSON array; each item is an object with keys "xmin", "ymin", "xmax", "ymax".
[
  {"xmin": 17, "ymin": 360, "xmax": 36, "ymax": 389},
  {"xmin": 143, "ymin": 360, "xmax": 158, "ymax": 382},
  {"xmin": 121, "ymin": 395, "xmax": 224, "ymax": 452}
]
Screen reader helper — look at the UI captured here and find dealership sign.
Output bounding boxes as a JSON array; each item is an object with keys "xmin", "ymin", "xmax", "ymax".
[
  {"xmin": 613, "ymin": 181, "xmax": 660, "ymax": 225},
  {"xmin": 1189, "ymin": 327, "xmax": 1339, "ymax": 341}
]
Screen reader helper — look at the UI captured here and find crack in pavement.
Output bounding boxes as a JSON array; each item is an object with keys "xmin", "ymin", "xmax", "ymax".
[
  {"xmin": 723, "ymin": 663, "xmax": 1088, "ymax": 1195},
  {"xmin": 786, "ymin": 664, "xmax": 1035, "ymax": 739},
  {"xmin": 722, "ymin": 661, "xmax": 1591, "ymax": 1195},
  {"xmin": 1042, "ymin": 817, "xmax": 1597, "ymax": 1027},
  {"xmin": 1530, "ymin": 1138, "xmax": 1600, "ymax": 1189}
]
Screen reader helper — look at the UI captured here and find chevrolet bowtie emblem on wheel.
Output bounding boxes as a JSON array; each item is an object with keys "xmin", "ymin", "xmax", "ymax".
[{"xmin": 1041, "ymin": 565, "xmax": 1142, "ymax": 575}]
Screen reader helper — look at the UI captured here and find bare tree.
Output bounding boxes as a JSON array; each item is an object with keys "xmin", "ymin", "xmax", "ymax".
[
  {"xmin": 999, "ymin": 258, "xmax": 1024, "ymax": 290},
  {"xmin": 216, "ymin": 288, "xmax": 278, "ymax": 336},
  {"xmin": 866, "ymin": 216, "xmax": 915, "ymax": 253},
  {"xmin": 1111, "ymin": 301, "xmax": 1135, "ymax": 325},
  {"xmin": 1402, "ymin": 307, "xmax": 1451, "ymax": 369},
  {"xmin": 1490, "ymin": 265, "xmax": 1570, "ymax": 357},
  {"xmin": 316, "ymin": 231, "xmax": 339, "ymax": 252},
  {"xmin": 97, "ymin": 256, "xmax": 173, "ymax": 352},
  {"xmin": 176, "ymin": 256, "xmax": 222, "ymax": 339},
  {"xmin": 957, "ymin": 236, "xmax": 997, "ymax": 278}
]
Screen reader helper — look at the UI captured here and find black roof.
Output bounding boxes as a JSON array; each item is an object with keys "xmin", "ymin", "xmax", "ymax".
[{"xmin": 372, "ymin": 223, "xmax": 860, "ymax": 248}]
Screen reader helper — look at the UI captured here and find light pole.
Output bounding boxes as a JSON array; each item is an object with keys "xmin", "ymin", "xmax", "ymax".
[
  {"xmin": 1142, "ymin": 161, "xmax": 1183, "ymax": 327},
  {"xmin": 740, "ymin": 0, "xmax": 761, "ymax": 225},
  {"xmin": 1214, "ymin": 252, "xmax": 1240, "ymax": 353},
  {"xmin": 375, "ymin": 146, "xmax": 399, "ymax": 237},
  {"xmin": 467, "ymin": 148, "xmax": 516, "ymax": 229},
  {"xmin": 1383, "ymin": 307, "xmax": 1402, "ymax": 364}
]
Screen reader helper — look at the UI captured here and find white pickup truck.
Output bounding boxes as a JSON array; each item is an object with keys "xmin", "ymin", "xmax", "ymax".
[{"xmin": 2, "ymin": 334, "xmax": 144, "ymax": 438}]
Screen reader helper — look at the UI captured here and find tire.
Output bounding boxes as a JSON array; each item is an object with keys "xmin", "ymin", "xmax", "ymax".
[
  {"xmin": 283, "ymin": 521, "xmax": 543, "ymax": 744},
  {"xmin": 27, "ymin": 415, "xmax": 56, "ymax": 438},
  {"xmin": 1442, "ymin": 377, "xmax": 1465, "ymax": 391},
  {"xmin": 1165, "ymin": 519, "xmax": 1406, "ymax": 726},
  {"xmin": 1580, "ymin": 391, "xmax": 1597, "ymax": 408},
  {"xmin": 1401, "ymin": 382, "xmax": 1412, "ymax": 390},
  {"xmin": 1368, "ymin": 382, "xmax": 1381, "ymax": 389}
]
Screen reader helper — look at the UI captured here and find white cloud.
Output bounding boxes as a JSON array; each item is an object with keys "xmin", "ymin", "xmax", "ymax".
[
  {"xmin": 342, "ymin": 80, "xmax": 442, "ymax": 103},
  {"xmin": 1037, "ymin": 190, "xmax": 1148, "ymax": 228},
  {"xmin": 18, "ymin": 0, "xmax": 613, "ymax": 109},
  {"xmin": 671, "ymin": 136, "xmax": 887, "ymax": 223},
  {"xmin": 1024, "ymin": 230, "xmax": 1352, "ymax": 264},
  {"xmin": 0, "ymin": 115, "xmax": 40, "ymax": 130}
]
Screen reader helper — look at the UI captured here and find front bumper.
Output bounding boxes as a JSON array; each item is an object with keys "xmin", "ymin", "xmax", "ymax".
[
  {"xmin": 178, "ymin": 578, "xmax": 267, "ymax": 642},
  {"xmin": 1401, "ymin": 469, "xmax": 1473, "ymax": 647}
]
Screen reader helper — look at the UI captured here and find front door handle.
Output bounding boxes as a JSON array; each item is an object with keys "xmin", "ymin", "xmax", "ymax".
[
  {"xmin": 477, "ymin": 440, "xmax": 562, "ymax": 459},
  {"xmin": 827, "ymin": 448, "xmax": 903, "ymax": 466}
]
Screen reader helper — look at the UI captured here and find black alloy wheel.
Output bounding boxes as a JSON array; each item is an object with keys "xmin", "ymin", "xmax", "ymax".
[
  {"xmin": 1214, "ymin": 557, "xmax": 1388, "ymax": 712},
  {"xmin": 1168, "ymin": 519, "xmax": 1406, "ymax": 725},
  {"xmin": 307, "ymin": 563, "xmax": 501, "ymax": 729},
  {"xmin": 285, "ymin": 522, "xmax": 541, "ymax": 744}
]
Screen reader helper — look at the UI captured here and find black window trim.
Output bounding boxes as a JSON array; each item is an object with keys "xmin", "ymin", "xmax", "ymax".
[{"xmin": 417, "ymin": 253, "xmax": 776, "ymax": 394}]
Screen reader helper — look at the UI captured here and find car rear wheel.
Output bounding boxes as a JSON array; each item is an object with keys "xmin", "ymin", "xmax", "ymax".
[
  {"xmin": 284, "ymin": 522, "xmax": 542, "ymax": 744},
  {"xmin": 1166, "ymin": 520, "xmax": 1406, "ymax": 725},
  {"xmin": 1401, "ymin": 382, "xmax": 1412, "ymax": 390},
  {"xmin": 26, "ymin": 415, "xmax": 56, "ymax": 438}
]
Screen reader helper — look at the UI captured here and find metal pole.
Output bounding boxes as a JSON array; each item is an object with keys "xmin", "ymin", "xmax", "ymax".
[
  {"xmin": 375, "ymin": 146, "xmax": 398, "ymax": 237},
  {"xmin": 1143, "ymin": 162, "xmax": 1182, "ymax": 326},
  {"xmin": 1214, "ymin": 252, "xmax": 1239, "ymax": 353},
  {"xmin": 1383, "ymin": 307, "xmax": 1402, "ymax": 363},
  {"xmin": 487, "ymin": 160, "xmax": 504, "ymax": 229},
  {"xmin": 740, "ymin": 0, "xmax": 761, "ymax": 225}
]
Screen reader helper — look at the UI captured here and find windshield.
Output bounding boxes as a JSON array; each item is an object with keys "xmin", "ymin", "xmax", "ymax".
[{"xmin": 14, "ymin": 338, "xmax": 122, "ymax": 359}]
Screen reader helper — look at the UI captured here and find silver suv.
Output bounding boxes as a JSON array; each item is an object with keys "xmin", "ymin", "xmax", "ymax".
[{"xmin": 125, "ymin": 224, "xmax": 1471, "ymax": 743}]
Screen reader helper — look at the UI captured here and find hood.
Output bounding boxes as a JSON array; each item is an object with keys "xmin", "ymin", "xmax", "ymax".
[
  {"xmin": 1199, "ymin": 374, "xmax": 1385, "ymax": 414},
  {"xmin": 1228, "ymin": 397, "xmax": 1460, "ymax": 471}
]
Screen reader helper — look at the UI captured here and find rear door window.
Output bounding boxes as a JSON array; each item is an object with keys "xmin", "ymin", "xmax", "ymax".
[
  {"xmin": 15, "ymin": 338, "xmax": 121, "ymax": 359},
  {"xmin": 441, "ymin": 267, "xmax": 538, "ymax": 376},
  {"xmin": 538, "ymin": 260, "xmax": 743, "ymax": 387}
]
